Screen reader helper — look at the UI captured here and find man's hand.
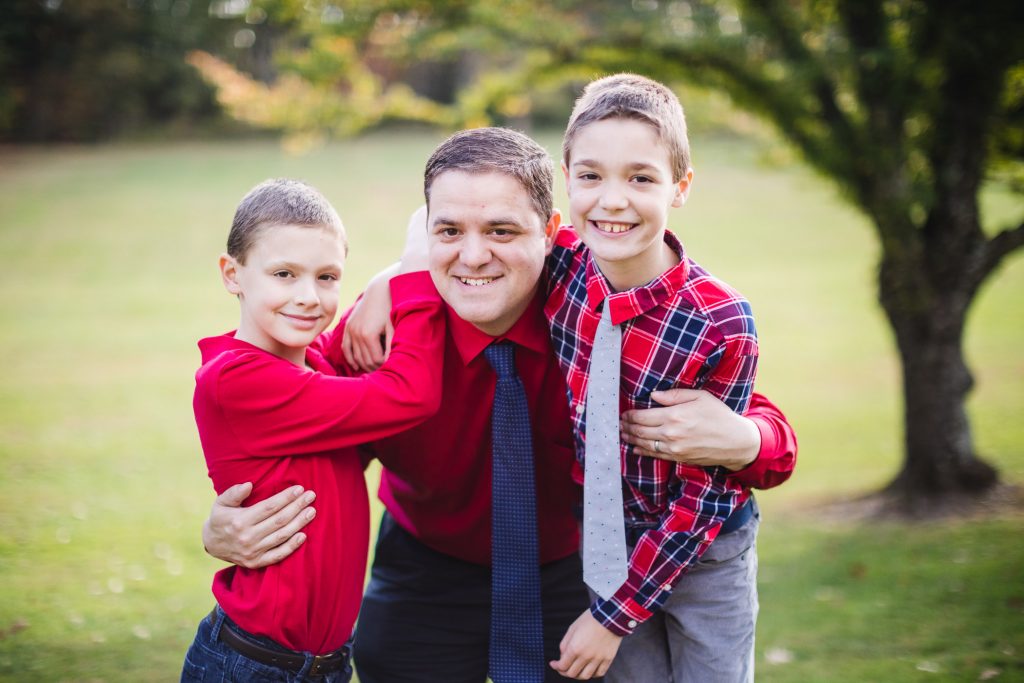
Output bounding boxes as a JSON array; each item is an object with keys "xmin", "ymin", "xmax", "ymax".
[
  {"xmin": 549, "ymin": 610, "xmax": 622, "ymax": 680},
  {"xmin": 620, "ymin": 389, "xmax": 761, "ymax": 471},
  {"xmin": 202, "ymin": 483, "xmax": 316, "ymax": 569}
]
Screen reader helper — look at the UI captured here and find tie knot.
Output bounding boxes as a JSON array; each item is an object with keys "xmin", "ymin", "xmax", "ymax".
[{"xmin": 483, "ymin": 342, "xmax": 517, "ymax": 379}]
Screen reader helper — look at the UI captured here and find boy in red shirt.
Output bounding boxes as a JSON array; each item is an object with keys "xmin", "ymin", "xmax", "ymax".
[{"xmin": 181, "ymin": 178, "xmax": 445, "ymax": 682}]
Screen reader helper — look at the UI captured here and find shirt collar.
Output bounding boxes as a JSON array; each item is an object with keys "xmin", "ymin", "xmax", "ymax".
[
  {"xmin": 447, "ymin": 290, "xmax": 551, "ymax": 366},
  {"xmin": 584, "ymin": 230, "xmax": 689, "ymax": 325}
]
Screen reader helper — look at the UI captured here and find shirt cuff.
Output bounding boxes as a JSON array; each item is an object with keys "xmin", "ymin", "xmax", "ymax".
[
  {"xmin": 589, "ymin": 586, "xmax": 656, "ymax": 636},
  {"xmin": 728, "ymin": 415, "xmax": 774, "ymax": 488}
]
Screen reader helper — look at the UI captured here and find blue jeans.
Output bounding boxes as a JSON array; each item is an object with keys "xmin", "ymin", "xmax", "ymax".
[{"xmin": 181, "ymin": 606, "xmax": 353, "ymax": 683}]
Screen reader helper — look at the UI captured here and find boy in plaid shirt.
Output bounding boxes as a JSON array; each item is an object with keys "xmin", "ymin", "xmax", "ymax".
[{"xmin": 546, "ymin": 74, "xmax": 762, "ymax": 682}]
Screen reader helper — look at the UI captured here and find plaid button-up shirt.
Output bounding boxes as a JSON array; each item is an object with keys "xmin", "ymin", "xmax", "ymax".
[{"xmin": 544, "ymin": 226, "xmax": 758, "ymax": 635}]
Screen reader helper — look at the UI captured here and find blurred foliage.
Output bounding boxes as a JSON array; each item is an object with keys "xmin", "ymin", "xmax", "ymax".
[{"xmin": 0, "ymin": 0, "xmax": 259, "ymax": 141}]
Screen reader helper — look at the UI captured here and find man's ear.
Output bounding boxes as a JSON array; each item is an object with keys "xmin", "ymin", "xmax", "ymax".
[
  {"xmin": 561, "ymin": 159, "xmax": 570, "ymax": 185},
  {"xmin": 544, "ymin": 210, "xmax": 561, "ymax": 254},
  {"xmin": 219, "ymin": 254, "xmax": 243, "ymax": 296},
  {"xmin": 672, "ymin": 168, "xmax": 695, "ymax": 208}
]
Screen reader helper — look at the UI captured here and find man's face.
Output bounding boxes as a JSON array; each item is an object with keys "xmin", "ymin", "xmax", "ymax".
[{"xmin": 427, "ymin": 170, "xmax": 555, "ymax": 336}]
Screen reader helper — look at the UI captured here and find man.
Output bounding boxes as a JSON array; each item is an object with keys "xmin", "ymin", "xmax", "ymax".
[{"xmin": 202, "ymin": 128, "xmax": 796, "ymax": 682}]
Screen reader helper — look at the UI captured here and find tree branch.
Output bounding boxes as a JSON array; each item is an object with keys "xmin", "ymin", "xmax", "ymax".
[{"xmin": 982, "ymin": 220, "xmax": 1024, "ymax": 277}]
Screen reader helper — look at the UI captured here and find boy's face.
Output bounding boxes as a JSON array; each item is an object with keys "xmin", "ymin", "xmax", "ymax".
[
  {"xmin": 427, "ymin": 169, "xmax": 557, "ymax": 336},
  {"xmin": 563, "ymin": 117, "xmax": 693, "ymax": 290},
  {"xmin": 221, "ymin": 224, "xmax": 345, "ymax": 365}
]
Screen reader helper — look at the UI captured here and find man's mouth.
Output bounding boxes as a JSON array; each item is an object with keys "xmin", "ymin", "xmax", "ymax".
[
  {"xmin": 592, "ymin": 220, "xmax": 636, "ymax": 234},
  {"xmin": 457, "ymin": 276, "xmax": 498, "ymax": 287}
]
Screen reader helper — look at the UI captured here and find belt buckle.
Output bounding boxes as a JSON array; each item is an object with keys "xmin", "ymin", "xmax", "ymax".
[{"xmin": 309, "ymin": 649, "xmax": 343, "ymax": 676}]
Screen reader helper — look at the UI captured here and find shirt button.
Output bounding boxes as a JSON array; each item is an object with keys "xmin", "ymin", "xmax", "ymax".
[
  {"xmin": 575, "ymin": 404, "xmax": 585, "ymax": 414},
  {"xmin": 627, "ymin": 619, "xmax": 638, "ymax": 629},
  {"xmin": 661, "ymin": 584, "xmax": 672, "ymax": 592}
]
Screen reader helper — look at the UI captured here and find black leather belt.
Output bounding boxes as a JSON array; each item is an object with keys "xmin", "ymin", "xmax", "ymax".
[
  {"xmin": 210, "ymin": 609, "xmax": 351, "ymax": 676},
  {"xmin": 719, "ymin": 497, "xmax": 755, "ymax": 535}
]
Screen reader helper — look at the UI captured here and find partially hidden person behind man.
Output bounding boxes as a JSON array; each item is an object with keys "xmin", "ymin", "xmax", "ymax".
[
  {"xmin": 181, "ymin": 178, "xmax": 445, "ymax": 682},
  {"xmin": 202, "ymin": 129, "xmax": 797, "ymax": 682}
]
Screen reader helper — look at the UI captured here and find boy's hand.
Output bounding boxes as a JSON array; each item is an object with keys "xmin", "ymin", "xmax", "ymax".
[
  {"xmin": 202, "ymin": 483, "xmax": 316, "ymax": 569},
  {"xmin": 549, "ymin": 610, "xmax": 622, "ymax": 679},
  {"xmin": 620, "ymin": 388, "xmax": 760, "ymax": 471},
  {"xmin": 341, "ymin": 264, "xmax": 398, "ymax": 372}
]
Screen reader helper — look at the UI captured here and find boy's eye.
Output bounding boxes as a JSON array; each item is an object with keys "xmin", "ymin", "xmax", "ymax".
[
  {"xmin": 273, "ymin": 270, "xmax": 293, "ymax": 278},
  {"xmin": 578, "ymin": 172, "xmax": 599, "ymax": 181},
  {"xmin": 319, "ymin": 273, "xmax": 339, "ymax": 281},
  {"xmin": 632, "ymin": 175, "xmax": 653, "ymax": 183}
]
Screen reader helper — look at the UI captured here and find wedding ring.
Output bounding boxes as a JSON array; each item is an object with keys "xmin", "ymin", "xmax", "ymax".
[{"xmin": 654, "ymin": 439, "xmax": 661, "ymax": 453}]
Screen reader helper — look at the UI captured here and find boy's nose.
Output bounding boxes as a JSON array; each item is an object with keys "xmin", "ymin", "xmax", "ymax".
[
  {"xmin": 293, "ymin": 278, "xmax": 319, "ymax": 306},
  {"xmin": 599, "ymin": 184, "xmax": 629, "ymax": 210}
]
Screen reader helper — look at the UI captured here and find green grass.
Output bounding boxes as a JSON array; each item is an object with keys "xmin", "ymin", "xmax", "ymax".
[{"xmin": 0, "ymin": 132, "xmax": 1021, "ymax": 682}]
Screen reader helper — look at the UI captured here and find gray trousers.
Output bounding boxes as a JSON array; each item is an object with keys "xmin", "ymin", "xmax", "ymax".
[{"xmin": 601, "ymin": 513, "xmax": 760, "ymax": 683}]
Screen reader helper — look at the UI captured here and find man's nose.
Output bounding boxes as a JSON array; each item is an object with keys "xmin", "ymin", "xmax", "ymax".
[{"xmin": 459, "ymin": 234, "xmax": 492, "ymax": 268}]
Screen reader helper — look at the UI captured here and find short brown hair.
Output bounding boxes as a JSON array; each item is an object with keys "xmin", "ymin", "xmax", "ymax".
[
  {"xmin": 424, "ymin": 127, "xmax": 554, "ymax": 223},
  {"xmin": 563, "ymin": 74, "xmax": 691, "ymax": 182},
  {"xmin": 227, "ymin": 178, "xmax": 345, "ymax": 263}
]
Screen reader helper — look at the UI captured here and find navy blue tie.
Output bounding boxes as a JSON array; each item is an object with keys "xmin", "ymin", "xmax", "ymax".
[{"xmin": 484, "ymin": 342, "xmax": 545, "ymax": 683}]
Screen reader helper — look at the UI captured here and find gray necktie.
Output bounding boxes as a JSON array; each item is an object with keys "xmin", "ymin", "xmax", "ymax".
[{"xmin": 583, "ymin": 302, "xmax": 628, "ymax": 600}]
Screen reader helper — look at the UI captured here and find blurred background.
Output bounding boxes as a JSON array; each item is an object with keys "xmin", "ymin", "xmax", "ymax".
[{"xmin": 1, "ymin": 1, "xmax": 1022, "ymax": 681}]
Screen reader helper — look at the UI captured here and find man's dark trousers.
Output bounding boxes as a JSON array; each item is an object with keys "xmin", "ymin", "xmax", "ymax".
[{"xmin": 353, "ymin": 512, "xmax": 599, "ymax": 683}]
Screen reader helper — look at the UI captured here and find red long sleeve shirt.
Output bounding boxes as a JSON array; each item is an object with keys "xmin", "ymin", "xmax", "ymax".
[{"xmin": 193, "ymin": 272, "xmax": 444, "ymax": 654}]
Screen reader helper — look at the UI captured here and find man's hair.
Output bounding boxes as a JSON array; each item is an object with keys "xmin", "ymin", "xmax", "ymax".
[
  {"xmin": 227, "ymin": 178, "xmax": 345, "ymax": 263},
  {"xmin": 562, "ymin": 73, "xmax": 691, "ymax": 182},
  {"xmin": 424, "ymin": 127, "xmax": 554, "ymax": 223}
]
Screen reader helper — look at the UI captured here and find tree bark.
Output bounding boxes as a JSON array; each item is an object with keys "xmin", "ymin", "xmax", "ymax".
[{"xmin": 879, "ymin": 252, "xmax": 999, "ymax": 513}]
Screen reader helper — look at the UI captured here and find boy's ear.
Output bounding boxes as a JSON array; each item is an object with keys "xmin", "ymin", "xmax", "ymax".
[
  {"xmin": 544, "ymin": 210, "xmax": 561, "ymax": 254},
  {"xmin": 672, "ymin": 168, "xmax": 695, "ymax": 208},
  {"xmin": 219, "ymin": 253, "xmax": 243, "ymax": 296},
  {"xmin": 561, "ymin": 160, "xmax": 570, "ymax": 184}
]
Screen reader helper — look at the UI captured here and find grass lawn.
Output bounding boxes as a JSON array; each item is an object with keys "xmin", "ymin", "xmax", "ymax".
[{"xmin": 0, "ymin": 131, "xmax": 1021, "ymax": 682}]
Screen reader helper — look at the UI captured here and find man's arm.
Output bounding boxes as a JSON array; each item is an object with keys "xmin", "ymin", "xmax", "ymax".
[
  {"xmin": 202, "ymin": 483, "xmax": 316, "ymax": 568},
  {"xmin": 620, "ymin": 389, "xmax": 797, "ymax": 490}
]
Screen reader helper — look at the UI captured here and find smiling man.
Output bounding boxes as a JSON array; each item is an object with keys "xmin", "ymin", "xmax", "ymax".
[{"xmin": 201, "ymin": 128, "xmax": 796, "ymax": 683}]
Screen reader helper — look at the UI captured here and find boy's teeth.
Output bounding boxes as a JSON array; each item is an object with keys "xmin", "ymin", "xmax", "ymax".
[
  {"xmin": 596, "ymin": 221, "xmax": 632, "ymax": 233},
  {"xmin": 459, "ymin": 277, "xmax": 494, "ymax": 286}
]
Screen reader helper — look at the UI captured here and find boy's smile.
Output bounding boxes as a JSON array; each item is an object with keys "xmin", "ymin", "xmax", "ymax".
[
  {"xmin": 564, "ymin": 117, "xmax": 693, "ymax": 291},
  {"xmin": 222, "ymin": 224, "xmax": 345, "ymax": 366}
]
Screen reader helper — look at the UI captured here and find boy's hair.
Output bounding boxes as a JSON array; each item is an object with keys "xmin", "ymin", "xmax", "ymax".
[
  {"xmin": 228, "ymin": 178, "xmax": 345, "ymax": 263},
  {"xmin": 563, "ymin": 73, "xmax": 691, "ymax": 182},
  {"xmin": 424, "ymin": 127, "xmax": 554, "ymax": 223}
]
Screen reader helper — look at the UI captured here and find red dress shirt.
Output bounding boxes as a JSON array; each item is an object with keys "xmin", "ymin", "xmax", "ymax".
[
  {"xmin": 193, "ymin": 272, "xmax": 444, "ymax": 654},
  {"xmin": 321, "ymin": 291, "xmax": 582, "ymax": 566}
]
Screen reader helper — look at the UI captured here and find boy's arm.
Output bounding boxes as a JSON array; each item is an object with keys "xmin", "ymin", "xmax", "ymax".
[
  {"xmin": 620, "ymin": 389, "xmax": 797, "ymax": 490},
  {"xmin": 328, "ymin": 206, "xmax": 429, "ymax": 372},
  {"xmin": 215, "ymin": 272, "xmax": 444, "ymax": 457}
]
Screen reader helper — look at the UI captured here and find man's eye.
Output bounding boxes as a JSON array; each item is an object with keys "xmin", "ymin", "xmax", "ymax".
[
  {"xmin": 579, "ymin": 172, "xmax": 599, "ymax": 181},
  {"xmin": 439, "ymin": 228, "xmax": 459, "ymax": 237}
]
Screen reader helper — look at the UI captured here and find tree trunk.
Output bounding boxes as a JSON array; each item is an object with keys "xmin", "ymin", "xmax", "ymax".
[{"xmin": 879, "ymin": 255, "xmax": 999, "ymax": 514}]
